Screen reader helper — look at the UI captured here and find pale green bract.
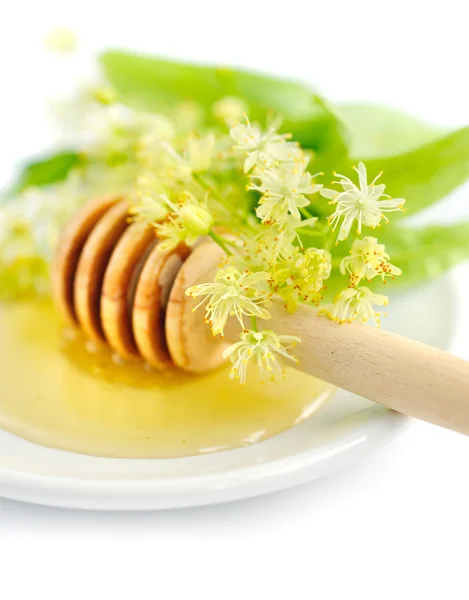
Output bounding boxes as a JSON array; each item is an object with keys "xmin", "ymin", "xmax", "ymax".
[{"xmin": 2, "ymin": 49, "xmax": 469, "ymax": 382}]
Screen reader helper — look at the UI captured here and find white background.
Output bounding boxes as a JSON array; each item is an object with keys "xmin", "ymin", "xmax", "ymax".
[{"xmin": 1, "ymin": 1, "xmax": 469, "ymax": 598}]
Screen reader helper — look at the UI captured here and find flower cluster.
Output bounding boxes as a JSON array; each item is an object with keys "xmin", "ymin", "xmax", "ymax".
[
  {"xmin": 315, "ymin": 163, "xmax": 404, "ymax": 325},
  {"xmin": 340, "ymin": 236, "xmax": 401, "ymax": 287},
  {"xmin": 250, "ymin": 159, "xmax": 322, "ymax": 221},
  {"xmin": 1, "ymin": 51, "xmax": 406, "ymax": 382},
  {"xmin": 0, "ymin": 174, "xmax": 87, "ymax": 299},
  {"xmin": 182, "ymin": 118, "xmax": 330, "ymax": 380},
  {"xmin": 230, "ymin": 117, "xmax": 301, "ymax": 173},
  {"xmin": 184, "ymin": 130, "xmax": 406, "ymax": 373},
  {"xmin": 120, "ymin": 110, "xmax": 404, "ymax": 379},
  {"xmin": 222, "ymin": 329, "xmax": 300, "ymax": 384},
  {"xmin": 270, "ymin": 247, "xmax": 332, "ymax": 313},
  {"xmin": 115, "ymin": 111, "xmax": 333, "ymax": 383},
  {"xmin": 133, "ymin": 190, "xmax": 213, "ymax": 251},
  {"xmin": 186, "ymin": 267, "xmax": 272, "ymax": 336},
  {"xmin": 324, "ymin": 287, "xmax": 389, "ymax": 326}
]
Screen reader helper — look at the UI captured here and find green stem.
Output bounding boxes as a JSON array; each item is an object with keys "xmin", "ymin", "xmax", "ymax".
[
  {"xmin": 250, "ymin": 315, "xmax": 258, "ymax": 332},
  {"xmin": 298, "ymin": 228, "xmax": 325, "ymax": 238},
  {"xmin": 299, "ymin": 206, "xmax": 314, "ymax": 219},
  {"xmin": 193, "ymin": 172, "xmax": 230, "ymax": 209},
  {"xmin": 323, "ymin": 230, "xmax": 335, "ymax": 251},
  {"xmin": 208, "ymin": 230, "xmax": 233, "ymax": 256}
]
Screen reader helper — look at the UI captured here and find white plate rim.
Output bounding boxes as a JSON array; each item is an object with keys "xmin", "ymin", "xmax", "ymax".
[{"xmin": 0, "ymin": 410, "xmax": 409, "ymax": 510}]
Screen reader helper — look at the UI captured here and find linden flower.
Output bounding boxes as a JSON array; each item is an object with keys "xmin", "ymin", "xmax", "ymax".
[
  {"xmin": 130, "ymin": 195, "xmax": 170, "ymax": 226},
  {"xmin": 212, "ymin": 96, "xmax": 247, "ymax": 125},
  {"xmin": 92, "ymin": 86, "xmax": 118, "ymax": 106},
  {"xmin": 0, "ymin": 205, "xmax": 44, "ymax": 298},
  {"xmin": 171, "ymin": 101, "xmax": 205, "ymax": 136},
  {"xmin": 186, "ymin": 267, "xmax": 272, "ymax": 336},
  {"xmin": 158, "ymin": 134, "xmax": 216, "ymax": 179},
  {"xmin": 184, "ymin": 133, "xmax": 216, "ymax": 173},
  {"xmin": 0, "ymin": 174, "xmax": 87, "ymax": 298},
  {"xmin": 273, "ymin": 215, "xmax": 319, "ymax": 255},
  {"xmin": 230, "ymin": 118, "xmax": 300, "ymax": 173},
  {"xmin": 341, "ymin": 236, "xmax": 402, "ymax": 286},
  {"xmin": 129, "ymin": 173, "xmax": 170, "ymax": 224},
  {"xmin": 154, "ymin": 192, "xmax": 214, "ymax": 251},
  {"xmin": 137, "ymin": 115, "xmax": 176, "ymax": 163},
  {"xmin": 271, "ymin": 247, "xmax": 332, "ymax": 312},
  {"xmin": 90, "ymin": 106, "xmax": 176, "ymax": 165},
  {"xmin": 248, "ymin": 215, "xmax": 319, "ymax": 264},
  {"xmin": 222, "ymin": 329, "xmax": 300, "ymax": 384},
  {"xmin": 325, "ymin": 286, "xmax": 389, "ymax": 326},
  {"xmin": 320, "ymin": 162, "xmax": 405, "ymax": 242},
  {"xmin": 251, "ymin": 161, "xmax": 323, "ymax": 221}
]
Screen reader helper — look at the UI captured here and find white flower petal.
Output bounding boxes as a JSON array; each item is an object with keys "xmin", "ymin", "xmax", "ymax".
[{"xmin": 320, "ymin": 188, "xmax": 338, "ymax": 200}]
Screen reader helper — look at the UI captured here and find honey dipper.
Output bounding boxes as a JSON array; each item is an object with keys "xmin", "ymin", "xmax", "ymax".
[{"xmin": 53, "ymin": 196, "xmax": 469, "ymax": 435}]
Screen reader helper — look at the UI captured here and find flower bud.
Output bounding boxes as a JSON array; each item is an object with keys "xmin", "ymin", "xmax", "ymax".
[
  {"xmin": 180, "ymin": 204, "xmax": 213, "ymax": 236},
  {"xmin": 93, "ymin": 86, "xmax": 117, "ymax": 106}
]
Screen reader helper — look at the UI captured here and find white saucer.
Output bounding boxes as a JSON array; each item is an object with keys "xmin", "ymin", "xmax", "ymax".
[{"xmin": 0, "ymin": 277, "xmax": 456, "ymax": 510}]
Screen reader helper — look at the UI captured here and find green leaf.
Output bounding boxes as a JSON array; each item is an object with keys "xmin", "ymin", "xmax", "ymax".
[
  {"xmin": 11, "ymin": 151, "xmax": 83, "ymax": 195},
  {"xmin": 363, "ymin": 127, "xmax": 469, "ymax": 218},
  {"xmin": 99, "ymin": 50, "xmax": 349, "ymax": 155},
  {"xmin": 379, "ymin": 222, "xmax": 469, "ymax": 287},
  {"xmin": 340, "ymin": 103, "xmax": 441, "ymax": 159},
  {"xmin": 100, "ymin": 50, "xmax": 314, "ymax": 121}
]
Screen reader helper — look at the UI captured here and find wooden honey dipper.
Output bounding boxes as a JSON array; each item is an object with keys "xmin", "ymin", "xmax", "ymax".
[{"xmin": 53, "ymin": 196, "xmax": 469, "ymax": 435}]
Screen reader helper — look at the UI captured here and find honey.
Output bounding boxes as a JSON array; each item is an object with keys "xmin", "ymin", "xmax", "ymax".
[{"xmin": 0, "ymin": 302, "xmax": 333, "ymax": 458}]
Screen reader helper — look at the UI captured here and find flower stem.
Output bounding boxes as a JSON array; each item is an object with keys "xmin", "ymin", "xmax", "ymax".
[
  {"xmin": 250, "ymin": 315, "xmax": 258, "ymax": 332},
  {"xmin": 208, "ymin": 230, "xmax": 233, "ymax": 255},
  {"xmin": 298, "ymin": 228, "xmax": 325, "ymax": 238},
  {"xmin": 323, "ymin": 230, "xmax": 335, "ymax": 251},
  {"xmin": 193, "ymin": 172, "xmax": 230, "ymax": 209},
  {"xmin": 299, "ymin": 206, "xmax": 314, "ymax": 219}
]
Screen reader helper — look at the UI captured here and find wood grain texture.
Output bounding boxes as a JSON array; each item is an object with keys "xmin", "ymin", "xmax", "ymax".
[
  {"xmin": 100, "ymin": 222, "xmax": 157, "ymax": 359},
  {"xmin": 52, "ymin": 195, "xmax": 121, "ymax": 324},
  {"xmin": 73, "ymin": 200, "xmax": 130, "ymax": 343},
  {"xmin": 132, "ymin": 243, "xmax": 190, "ymax": 369},
  {"xmin": 268, "ymin": 299, "xmax": 469, "ymax": 435},
  {"xmin": 166, "ymin": 242, "xmax": 231, "ymax": 372}
]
